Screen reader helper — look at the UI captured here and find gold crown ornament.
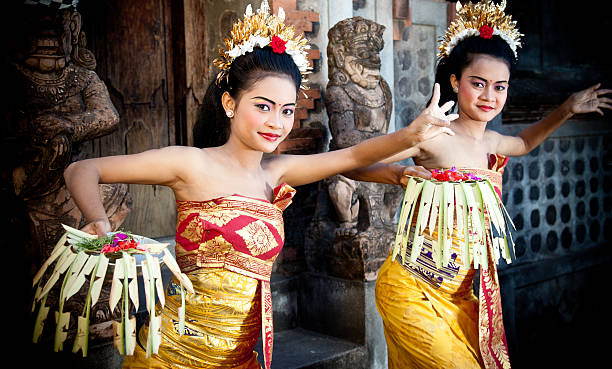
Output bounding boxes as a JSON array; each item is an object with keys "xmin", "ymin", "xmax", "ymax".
[
  {"xmin": 438, "ymin": 0, "xmax": 523, "ymax": 60},
  {"xmin": 213, "ymin": 0, "xmax": 311, "ymax": 90}
]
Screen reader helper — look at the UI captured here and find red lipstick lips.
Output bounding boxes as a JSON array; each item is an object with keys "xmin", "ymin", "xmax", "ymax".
[
  {"xmin": 259, "ymin": 132, "xmax": 280, "ymax": 142},
  {"xmin": 477, "ymin": 105, "xmax": 493, "ymax": 112}
]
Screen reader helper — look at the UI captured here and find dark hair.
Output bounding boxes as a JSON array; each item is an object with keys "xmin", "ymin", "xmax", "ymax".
[
  {"xmin": 432, "ymin": 35, "xmax": 517, "ymax": 106},
  {"xmin": 193, "ymin": 46, "xmax": 302, "ymax": 148}
]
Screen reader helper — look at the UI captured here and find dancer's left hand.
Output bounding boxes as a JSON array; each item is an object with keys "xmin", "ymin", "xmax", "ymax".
[
  {"xmin": 407, "ymin": 83, "xmax": 458, "ymax": 143},
  {"xmin": 566, "ymin": 83, "xmax": 612, "ymax": 115},
  {"xmin": 399, "ymin": 165, "xmax": 432, "ymax": 189}
]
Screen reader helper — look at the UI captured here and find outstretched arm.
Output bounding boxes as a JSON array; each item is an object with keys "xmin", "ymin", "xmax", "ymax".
[
  {"xmin": 493, "ymin": 83, "xmax": 612, "ymax": 156},
  {"xmin": 274, "ymin": 84, "xmax": 457, "ymax": 186},
  {"xmin": 343, "ymin": 163, "xmax": 432, "ymax": 187},
  {"xmin": 64, "ymin": 146, "xmax": 192, "ymax": 236}
]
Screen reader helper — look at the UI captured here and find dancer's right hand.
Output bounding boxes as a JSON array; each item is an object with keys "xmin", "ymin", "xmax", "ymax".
[
  {"xmin": 81, "ymin": 218, "xmax": 111, "ymax": 238},
  {"xmin": 406, "ymin": 83, "xmax": 458, "ymax": 143}
]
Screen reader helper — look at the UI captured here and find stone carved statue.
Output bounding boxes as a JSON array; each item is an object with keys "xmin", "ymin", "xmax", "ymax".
[
  {"xmin": 3, "ymin": 5, "xmax": 131, "ymax": 291},
  {"xmin": 325, "ymin": 17, "xmax": 399, "ymax": 237},
  {"xmin": 304, "ymin": 17, "xmax": 402, "ymax": 280}
]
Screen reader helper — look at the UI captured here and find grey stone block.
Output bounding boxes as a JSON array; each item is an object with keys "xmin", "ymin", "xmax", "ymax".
[{"xmin": 255, "ymin": 328, "xmax": 367, "ymax": 369}]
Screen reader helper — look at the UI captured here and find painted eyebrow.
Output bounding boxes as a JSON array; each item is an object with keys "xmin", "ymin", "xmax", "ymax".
[
  {"xmin": 251, "ymin": 96, "xmax": 296, "ymax": 107},
  {"xmin": 468, "ymin": 75, "xmax": 508, "ymax": 84}
]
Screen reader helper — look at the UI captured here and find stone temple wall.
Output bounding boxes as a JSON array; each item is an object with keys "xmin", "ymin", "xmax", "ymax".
[
  {"xmin": 501, "ymin": 128, "xmax": 610, "ymax": 260},
  {"xmin": 496, "ymin": 121, "xmax": 611, "ymax": 368}
]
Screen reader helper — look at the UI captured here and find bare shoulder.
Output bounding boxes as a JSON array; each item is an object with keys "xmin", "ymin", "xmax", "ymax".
[
  {"xmin": 261, "ymin": 154, "xmax": 291, "ymax": 180},
  {"xmin": 484, "ymin": 129, "xmax": 502, "ymax": 139},
  {"xmin": 484, "ymin": 128, "xmax": 502, "ymax": 148},
  {"xmin": 147, "ymin": 145, "xmax": 209, "ymax": 174},
  {"xmin": 156, "ymin": 145, "xmax": 205, "ymax": 160}
]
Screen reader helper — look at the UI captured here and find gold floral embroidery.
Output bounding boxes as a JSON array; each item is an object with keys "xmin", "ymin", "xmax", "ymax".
[
  {"xmin": 176, "ymin": 210, "xmax": 191, "ymax": 227},
  {"xmin": 200, "ymin": 235, "xmax": 232, "ymax": 254},
  {"xmin": 202, "ymin": 211, "xmax": 236, "ymax": 227},
  {"xmin": 181, "ymin": 218, "xmax": 203, "ymax": 242},
  {"xmin": 236, "ymin": 220, "xmax": 278, "ymax": 256}
]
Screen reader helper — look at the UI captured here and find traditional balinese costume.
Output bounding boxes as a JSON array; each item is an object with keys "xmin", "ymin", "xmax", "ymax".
[
  {"xmin": 376, "ymin": 155, "xmax": 512, "ymax": 369},
  {"xmin": 122, "ymin": 183, "xmax": 295, "ymax": 369},
  {"xmin": 375, "ymin": 1, "xmax": 522, "ymax": 367},
  {"xmin": 124, "ymin": 1, "xmax": 310, "ymax": 367}
]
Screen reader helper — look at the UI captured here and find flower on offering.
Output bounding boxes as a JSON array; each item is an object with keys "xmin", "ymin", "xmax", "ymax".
[
  {"xmin": 95, "ymin": 232, "xmax": 147, "ymax": 254},
  {"xmin": 430, "ymin": 166, "xmax": 482, "ymax": 182},
  {"xmin": 31, "ymin": 225, "xmax": 194, "ymax": 359}
]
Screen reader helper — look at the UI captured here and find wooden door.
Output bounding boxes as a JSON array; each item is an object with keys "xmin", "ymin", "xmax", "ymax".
[{"xmin": 79, "ymin": 0, "xmax": 207, "ymax": 237}]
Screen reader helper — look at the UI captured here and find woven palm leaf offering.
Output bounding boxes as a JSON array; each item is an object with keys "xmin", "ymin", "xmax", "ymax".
[
  {"xmin": 31, "ymin": 224, "xmax": 194, "ymax": 358},
  {"xmin": 393, "ymin": 167, "xmax": 516, "ymax": 270}
]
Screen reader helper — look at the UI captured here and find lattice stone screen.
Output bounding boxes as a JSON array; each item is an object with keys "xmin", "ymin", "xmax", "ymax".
[{"xmin": 499, "ymin": 134, "xmax": 610, "ymax": 268}]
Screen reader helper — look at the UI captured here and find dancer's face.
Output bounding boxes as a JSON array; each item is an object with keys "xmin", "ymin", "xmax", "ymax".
[
  {"xmin": 224, "ymin": 75, "xmax": 297, "ymax": 153},
  {"xmin": 450, "ymin": 54, "xmax": 510, "ymax": 123}
]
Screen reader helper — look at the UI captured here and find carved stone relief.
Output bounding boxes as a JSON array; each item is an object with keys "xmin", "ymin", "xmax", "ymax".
[
  {"xmin": 3, "ymin": 3, "xmax": 132, "ymax": 339},
  {"xmin": 306, "ymin": 17, "xmax": 402, "ymax": 281}
]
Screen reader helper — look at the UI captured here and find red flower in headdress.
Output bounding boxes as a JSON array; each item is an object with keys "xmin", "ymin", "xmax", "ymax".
[
  {"xmin": 270, "ymin": 36, "xmax": 287, "ymax": 54},
  {"xmin": 479, "ymin": 25, "xmax": 494, "ymax": 39}
]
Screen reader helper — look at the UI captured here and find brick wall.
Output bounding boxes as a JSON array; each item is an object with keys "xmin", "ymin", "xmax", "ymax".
[{"xmin": 271, "ymin": 0, "xmax": 324, "ymax": 154}]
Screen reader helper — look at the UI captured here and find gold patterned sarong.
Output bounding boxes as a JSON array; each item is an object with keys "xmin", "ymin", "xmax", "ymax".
[
  {"xmin": 123, "ymin": 183, "xmax": 295, "ymax": 369},
  {"xmin": 376, "ymin": 155, "xmax": 511, "ymax": 369}
]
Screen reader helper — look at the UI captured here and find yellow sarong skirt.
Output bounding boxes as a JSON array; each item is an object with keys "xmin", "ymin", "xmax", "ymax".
[
  {"xmin": 123, "ymin": 268, "xmax": 262, "ymax": 369},
  {"xmin": 375, "ymin": 254, "xmax": 483, "ymax": 369},
  {"xmin": 376, "ymin": 164, "xmax": 511, "ymax": 369}
]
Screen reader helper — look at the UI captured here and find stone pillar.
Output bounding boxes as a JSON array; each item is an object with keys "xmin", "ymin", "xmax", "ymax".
[
  {"xmin": 302, "ymin": 15, "xmax": 400, "ymax": 369},
  {"xmin": 393, "ymin": 0, "xmax": 447, "ymax": 131}
]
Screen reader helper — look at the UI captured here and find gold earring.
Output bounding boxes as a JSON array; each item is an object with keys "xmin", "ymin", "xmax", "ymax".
[{"xmin": 453, "ymin": 86, "xmax": 459, "ymax": 93}]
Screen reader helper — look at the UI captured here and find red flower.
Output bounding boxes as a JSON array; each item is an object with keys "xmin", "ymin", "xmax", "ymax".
[
  {"xmin": 270, "ymin": 36, "xmax": 287, "ymax": 54},
  {"xmin": 479, "ymin": 25, "xmax": 494, "ymax": 39},
  {"xmin": 429, "ymin": 168, "xmax": 476, "ymax": 182}
]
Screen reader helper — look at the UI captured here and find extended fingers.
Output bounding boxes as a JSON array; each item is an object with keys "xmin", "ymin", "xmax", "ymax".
[
  {"xmin": 598, "ymin": 103, "xmax": 612, "ymax": 113},
  {"xmin": 428, "ymin": 83, "xmax": 441, "ymax": 108},
  {"xmin": 599, "ymin": 96, "xmax": 612, "ymax": 103},
  {"xmin": 440, "ymin": 100, "xmax": 455, "ymax": 113},
  {"xmin": 439, "ymin": 127, "xmax": 455, "ymax": 136},
  {"xmin": 587, "ymin": 83, "xmax": 601, "ymax": 91},
  {"xmin": 596, "ymin": 88, "xmax": 612, "ymax": 96},
  {"xmin": 428, "ymin": 115, "xmax": 452, "ymax": 127},
  {"xmin": 446, "ymin": 113, "xmax": 459, "ymax": 121},
  {"xmin": 427, "ymin": 115, "xmax": 455, "ymax": 135}
]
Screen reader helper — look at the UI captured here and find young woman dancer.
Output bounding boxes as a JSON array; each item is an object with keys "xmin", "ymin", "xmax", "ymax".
[
  {"xmin": 344, "ymin": 1, "xmax": 612, "ymax": 368},
  {"xmin": 63, "ymin": 2, "xmax": 457, "ymax": 368}
]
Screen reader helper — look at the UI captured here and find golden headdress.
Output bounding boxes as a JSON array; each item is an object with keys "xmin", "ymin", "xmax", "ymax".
[
  {"xmin": 438, "ymin": 0, "xmax": 522, "ymax": 60},
  {"xmin": 213, "ymin": 0, "xmax": 311, "ymax": 90}
]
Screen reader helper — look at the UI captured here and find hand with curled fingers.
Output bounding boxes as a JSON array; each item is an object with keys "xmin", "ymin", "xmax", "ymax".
[
  {"xmin": 398, "ymin": 165, "xmax": 432, "ymax": 189},
  {"xmin": 81, "ymin": 218, "xmax": 111, "ymax": 238},
  {"xmin": 565, "ymin": 83, "xmax": 612, "ymax": 116},
  {"xmin": 406, "ymin": 83, "xmax": 458, "ymax": 144}
]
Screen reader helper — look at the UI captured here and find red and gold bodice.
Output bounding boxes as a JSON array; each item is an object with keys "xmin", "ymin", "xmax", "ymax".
[
  {"xmin": 173, "ymin": 183, "xmax": 295, "ymax": 369},
  {"xmin": 174, "ymin": 183, "xmax": 295, "ymax": 280}
]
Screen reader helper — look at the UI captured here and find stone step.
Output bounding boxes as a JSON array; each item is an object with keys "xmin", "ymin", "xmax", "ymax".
[{"xmin": 255, "ymin": 328, "xmax": 367, "ymax": 369}]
